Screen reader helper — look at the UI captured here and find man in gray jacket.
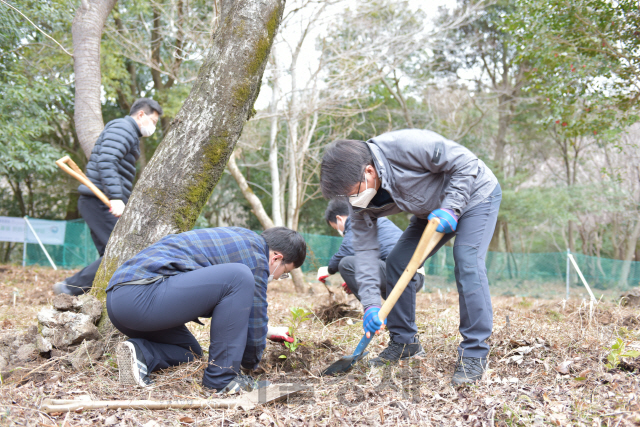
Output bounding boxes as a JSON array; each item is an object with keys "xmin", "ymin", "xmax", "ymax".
[{"xmin": 320, "ymin": 129, "xmax": 501, "ymax": 386}]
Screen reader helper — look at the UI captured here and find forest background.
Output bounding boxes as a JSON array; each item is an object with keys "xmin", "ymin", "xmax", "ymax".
[{"xmin": 1, "ymin": 0, "xmax": 639, "ymax": 282}]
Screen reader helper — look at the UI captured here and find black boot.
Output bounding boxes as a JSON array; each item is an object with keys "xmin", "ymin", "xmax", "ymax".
[
  {"xmin": 451, "ymin": 356, "xmax": 487, "ymax": 386},
  {"xmin": 369, "ymin": 338, "xmax": 425, "ymax": 367}
]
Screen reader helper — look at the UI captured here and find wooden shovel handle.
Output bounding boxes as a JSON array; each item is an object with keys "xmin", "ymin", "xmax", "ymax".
[
  {"xmin": 378, "ymin": 218, "xmax": 444, "ymax": 321},
  {"xmin": 41, "ymin": 398, "xmax": 247, "ymax": 413},
  {"xmin": 56, "ymin": 156, "xmax": 111, "ymax": 208}
]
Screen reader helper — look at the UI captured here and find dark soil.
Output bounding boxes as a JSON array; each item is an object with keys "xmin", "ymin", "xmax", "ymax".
[
  {"xmin": 315, "ymin": 302, "xmax": 361, "ymax": 325},
  {"xmin": 263, "ymin": 339, "xmax": 341, "ymax": 373},
  {"xmin": 622, "ymin": 314, "xmax": 640, "ymax": 329}
]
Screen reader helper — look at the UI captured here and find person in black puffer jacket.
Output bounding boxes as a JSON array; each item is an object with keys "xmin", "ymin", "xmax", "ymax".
[{"xmin": 53, "ymin": 98, "xmax": 163, "ymax": 296}]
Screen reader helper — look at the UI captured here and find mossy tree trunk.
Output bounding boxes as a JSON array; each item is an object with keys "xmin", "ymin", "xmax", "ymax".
[{"xmin": 93, "ymin": 0, "xmax": 286, "ymax": 304}]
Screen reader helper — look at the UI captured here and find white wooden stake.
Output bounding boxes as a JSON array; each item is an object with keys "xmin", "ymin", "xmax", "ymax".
[
  {"xmin": 23, "ymin": 216, "xmax": 57, "ymax": 270},
  {"xmin": 567, "ymin": 254, "xmax": 596, "ymax": 302}
]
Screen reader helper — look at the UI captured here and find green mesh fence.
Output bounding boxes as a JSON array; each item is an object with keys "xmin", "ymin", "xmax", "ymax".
[
  {"xmin": 25, "ymin": 219, "xmax": 98, "ymax": 269},
  {"xmin": 23, "ymin": 222, "xmax": 640, "ymax": 297},
  {"xmin": 300, "ymin": 232, "xmax": 640, "ymax": 298}
]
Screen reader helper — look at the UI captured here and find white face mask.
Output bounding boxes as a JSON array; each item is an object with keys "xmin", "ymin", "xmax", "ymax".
[
  {"xmin": 349, "ymin": 174, "xmax": 377, "ymax": 208},
  {"xmin": 336, "ymin": 216, "xmax": 346, "ymax": 237},
  {"xmin": 268, "ymin": 260, "xmax": 287, "ymax": 283},
  {"xmin": 140, "ymin": 114, "xmax": 156, "ymax": 137}
]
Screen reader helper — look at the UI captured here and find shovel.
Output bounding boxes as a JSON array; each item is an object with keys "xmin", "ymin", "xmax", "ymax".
[
  {"xmin": 40, "ymin": 383, "xmax": 310, "ymax": 413},
  {"xmin": 321, "ymin": 218, "xmax": 444, "ymax": 376},
  {"xmin": 56, "ymin": 155, "xmax": 111, "ymax": 208}
]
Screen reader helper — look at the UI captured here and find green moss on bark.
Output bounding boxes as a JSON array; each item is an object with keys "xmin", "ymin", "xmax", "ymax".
[
  {"xmin": 233, "ymin": 7, "xmax": 281, "ymax": 107},
  {"xmin": 173, "ymin": 134, "xmax": 231, "ymax": 232},
  {"xmin": 91, "ymin": 256, "xmax": 120, "ymax": 303}
]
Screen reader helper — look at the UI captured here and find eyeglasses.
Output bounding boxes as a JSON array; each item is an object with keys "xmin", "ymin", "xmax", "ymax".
[
  {"xmin": 335, "ymin": 170, "xmax": 368, "ymax": 198},
  {"xmin": 277, "ymin": 260, "xmax": 290, "ymax": 279}
]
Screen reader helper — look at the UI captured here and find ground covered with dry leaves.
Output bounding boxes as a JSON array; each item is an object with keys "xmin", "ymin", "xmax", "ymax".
[{"xmin": 1, "ymin": 264, "xmax": 639, "ymax": 426}]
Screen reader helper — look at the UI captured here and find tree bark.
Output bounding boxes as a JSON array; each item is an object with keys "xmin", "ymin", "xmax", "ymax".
[
  {"xmin": 494, "ymin": 93, "xmax": 510, "ymax": 174},
  {"xmin": 72, "ymin": 0, "xmax": 117, "ymax": 159},
  {"xmin": 489, "ymin": 220, "xmax": 502, "ymax": 252},
  {"xmin": 228, "ymin": 152, "xmax": 307, "ymax": 294},
  {"xmin": 227, "ymin": 152, "xmax": 275, "ymax": 230},
  {"xmin": 619, "ymin": 218, "xmax": 640, "ymax": 287},
  {"xmin": 93, "ymin": 0, "xmax": 286, "ymax": 301},
  {"xmin": 268, "ymin": 51, "xmax": 283, "ymax": 227},
  {"xmin": 568, "ymin": 220, "xmax": 576, "ymax": 253}
]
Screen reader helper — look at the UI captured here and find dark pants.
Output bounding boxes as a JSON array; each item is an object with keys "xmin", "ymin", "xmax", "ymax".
[
  {"xmin": 106, "ymin": 264, "xmax": 255, "ymax": 390},
  {"xmin": 338, "ymin": 256, "xmax": 424, "ymax": 302},
  {"xmin": 386, "ymin": 184, "xmax": 501, "ymax": 358},
  {"xmin": 65, "ymin": 195, "xmax": 118, "ymax": 295}
]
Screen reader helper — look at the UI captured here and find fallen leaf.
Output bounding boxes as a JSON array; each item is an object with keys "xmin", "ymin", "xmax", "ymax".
[
  {"xmin": 555, "ymin": 360, "xmax": 572, "ymax": 375},
  {"xmin": 578, "ymin": 368, "xmax": 592, "ymax": 378},
  {"xmin": 509, "ymin": 354, "xmax": 525, "ymax": 365},
  {"xmin": 104, "ymin": 415, "xmax": 118, "ymax": 426},
  {"xmin": 179, "ymin": 416, "xmax": 195, "ymax": 423},
  {"xmin": 515, "ymin": 346, "xmax": 533, "ymax": 355}
]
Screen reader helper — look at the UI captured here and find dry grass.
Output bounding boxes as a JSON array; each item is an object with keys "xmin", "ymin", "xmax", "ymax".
[{"xmin": 1, "ymin": 265, "xmax": 639, "ymax": 426}]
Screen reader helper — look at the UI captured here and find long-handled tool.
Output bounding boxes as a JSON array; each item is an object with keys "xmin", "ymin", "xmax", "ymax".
[
  {"xmin": 40, "ymin": 383, "xmax": 310, "ymax": 413},
  {"xmin": 55, "ymin": 155, "xmax": 111, "ymax": 208},
  {"xmin": 321, "ymin": 218, "xmax": 444, "ymax": 376}
]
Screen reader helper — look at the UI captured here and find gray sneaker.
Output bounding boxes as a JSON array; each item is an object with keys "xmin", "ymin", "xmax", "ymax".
[
  {"xmin": 451, "ymin": 356, "xmax": 487, "ymax": 386},
  {"xmin": 220, "ymin": 374, "xmax": 270, "ymax": 394},
  {"xmin": 52, "ymin": 281, "xmax": 73, "ymax": 295},
  {"xmin": 369, "ymin": 339, "xmax": 426, "ymax": 367},
  {"xmin": 117, "ymin": 341, "xmax": 152, "ymax": 387}
]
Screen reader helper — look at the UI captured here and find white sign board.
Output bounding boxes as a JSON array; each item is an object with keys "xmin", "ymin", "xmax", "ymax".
[{"xmin": 0, "ymin": 216, "xmax": 66, "ymax": 245}]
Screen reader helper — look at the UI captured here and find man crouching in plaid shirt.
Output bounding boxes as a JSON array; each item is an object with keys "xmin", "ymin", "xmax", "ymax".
[{"xmin": 106, "ymin": 226, "xmax": 306, "ymax": 392}]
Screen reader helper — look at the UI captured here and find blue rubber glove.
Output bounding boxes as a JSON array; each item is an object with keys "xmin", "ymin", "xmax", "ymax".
[
  {"xmin": 428, "ymin": 208, "xmax": 458, "ymax": 233},
  {"xmin": 363, "ymin": 306, "xmax": 386, "ymax": 338}
]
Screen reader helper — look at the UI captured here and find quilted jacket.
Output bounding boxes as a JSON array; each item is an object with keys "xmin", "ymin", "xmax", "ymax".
[{"xmin": 78, "ymin": 116, "xmax": 141, "ymax": 203}]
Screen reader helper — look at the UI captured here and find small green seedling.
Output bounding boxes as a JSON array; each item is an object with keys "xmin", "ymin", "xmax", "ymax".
[
  {"xmin": 280, "ymin": 307, "xmax": 313, "ymax": 357},
  {"xmin": 604, "ymin": 338, "xmax": 640, "ymax": 370}
]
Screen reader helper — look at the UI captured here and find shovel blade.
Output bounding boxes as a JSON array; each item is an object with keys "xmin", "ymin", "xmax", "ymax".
[{"xmin": 321, "ymin": 351, "xmax": 369, "ymax": 376}]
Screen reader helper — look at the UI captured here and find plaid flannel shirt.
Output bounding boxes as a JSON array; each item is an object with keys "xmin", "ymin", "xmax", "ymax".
[{"xmin": 108, "ymin": 227, "xmax": 270, "ymax": 369}]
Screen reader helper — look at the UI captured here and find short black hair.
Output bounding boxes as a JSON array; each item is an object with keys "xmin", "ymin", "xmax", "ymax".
[
  {"xmin": 130, "ymin": 98, "xmax": 163, "ymax": 117},
  {"xmin": 262, "ymin": 226, "xmax": 307, "ymax": 268},
  {"xmin": 320, "ymin": 139, "xmax": 372, "ymax": 199},
  {"xmin": 324, "ymin": 198, "xmax": 351, "ymax": 225}
]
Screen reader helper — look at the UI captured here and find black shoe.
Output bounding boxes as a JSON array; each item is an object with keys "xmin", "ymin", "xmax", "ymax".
[
  {"xmin": 369, "ymin": 339, "xmax": 426, "ymax": 367},
  {"xmin": 220, "ymin": 374, "xmax": 270, "ymax": 394},
  {"xmin": 451, "ymin": 356, "xmax": 487, "ymax": 386},
  {"xmin": 117, "ymin": 341, "xmax": 152, "ymax": 387}
]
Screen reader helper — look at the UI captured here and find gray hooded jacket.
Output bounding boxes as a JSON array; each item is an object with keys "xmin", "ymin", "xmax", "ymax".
[{"xmin": 350, "ymin": 129, "xmax": 498, "ymax": 309}]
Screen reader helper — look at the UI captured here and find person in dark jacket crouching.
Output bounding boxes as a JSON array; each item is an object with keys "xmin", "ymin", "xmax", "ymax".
[
  {"xmin": 53, "ymin": 98, "xmax": 163, "ymax": 296},
  {"xmin": 317, "ymin": 198, "xmax": 425, "ymax": 304},
  {"xmin": 320, "ymin": 129, "xmax": 501, "ymax": 386},
  {"xmin": 107, "ymin": 226, "xmax": 306, "ymax": 392}
]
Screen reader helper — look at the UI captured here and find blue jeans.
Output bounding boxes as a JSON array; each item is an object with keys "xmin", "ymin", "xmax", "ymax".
[
  {"xmin": 385, "ymin": 183, "xmax": 502, "ymax": 358},
  {"xmin": 106, "ymin": 263, "xmax": 255, "ymax": 390}
]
